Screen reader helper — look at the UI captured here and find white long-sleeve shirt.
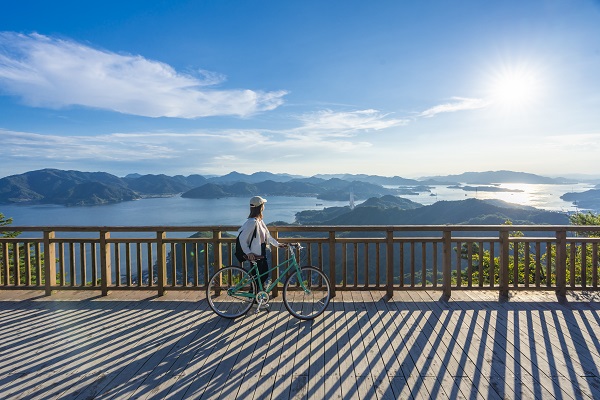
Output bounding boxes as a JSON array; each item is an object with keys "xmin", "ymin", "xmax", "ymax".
[{"xmin": 237, "ymin": 218, "xmax": 280, "ymax": 255}]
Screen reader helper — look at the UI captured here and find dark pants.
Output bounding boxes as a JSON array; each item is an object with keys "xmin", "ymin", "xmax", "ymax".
[{"xmin": 254, "ymin": 243, "xmax": 269, "ymax": 289}]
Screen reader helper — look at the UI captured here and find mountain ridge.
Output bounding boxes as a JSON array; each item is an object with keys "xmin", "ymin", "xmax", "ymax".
[
  {"xmin": 296, "ymin": 198, "xmax": 569, "ymax": 225},
  {"xmin": 0, "ymin": 168, "xmax": 593, "ymax": 207},
  {"xmin": 421, "ymin": 170, "xmax": 576, "ymax": 184}
]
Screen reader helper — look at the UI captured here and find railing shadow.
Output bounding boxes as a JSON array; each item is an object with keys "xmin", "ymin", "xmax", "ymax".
[{"xmin": 0, "ymin": 292, "xmax": 599, "ymax": 399}]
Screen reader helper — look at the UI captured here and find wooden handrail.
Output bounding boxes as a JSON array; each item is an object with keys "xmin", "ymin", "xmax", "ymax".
[{"xmin": 1, "ymin": 225, "xmax": 599, "ymax": 297}]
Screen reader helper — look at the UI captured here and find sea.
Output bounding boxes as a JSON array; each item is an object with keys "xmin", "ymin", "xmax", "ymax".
[{"xmin": 1, "ymin": 182, "xmax": 595, "ymax": 228}]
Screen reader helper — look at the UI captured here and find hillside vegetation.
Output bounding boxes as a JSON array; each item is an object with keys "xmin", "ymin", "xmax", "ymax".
[{"xmin": 295, "ymin": 197, "xmax": 569, "ymax": 225}]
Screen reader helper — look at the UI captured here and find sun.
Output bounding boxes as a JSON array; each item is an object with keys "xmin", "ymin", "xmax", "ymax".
[{"xmin": 487, "ymin": 63, "xmax": 543, "ymax": 109}]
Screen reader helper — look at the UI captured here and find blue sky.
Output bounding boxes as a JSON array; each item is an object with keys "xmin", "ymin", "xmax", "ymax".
[{"xmin": 1, "ymin": 0, "xmax": 600, "ymax": 178}]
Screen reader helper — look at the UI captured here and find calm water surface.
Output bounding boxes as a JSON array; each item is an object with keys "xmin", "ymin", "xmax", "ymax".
[
  {"xmin": 1, "ymin": 183, "xmax": 594, "ymax": 228},
  {"xmin": 2, "ymin": 196, "xmax": 349, "ymax": 227}
]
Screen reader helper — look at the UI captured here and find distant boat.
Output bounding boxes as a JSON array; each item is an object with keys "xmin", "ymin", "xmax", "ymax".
[{"xmin": 316, "ymin": 203, "xmax": 323, "ymax": 206}]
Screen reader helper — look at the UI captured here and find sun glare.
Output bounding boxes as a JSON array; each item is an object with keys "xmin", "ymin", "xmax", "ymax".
[{"xmin": 487, "ymin": 63, "xmax": 543, "ymax": 109}]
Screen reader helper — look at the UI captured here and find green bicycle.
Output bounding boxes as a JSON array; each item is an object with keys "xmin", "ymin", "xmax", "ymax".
[{"xmin": 206, "ymin": 244, "xmax": 331, "ymax": 320}]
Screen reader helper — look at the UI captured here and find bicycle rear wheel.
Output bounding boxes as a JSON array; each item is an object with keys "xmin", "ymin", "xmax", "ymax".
[
  {"xmin": 207, "ymin": 266, "xmax": 255, "ymax": 319},
  {"xmin": 283, "ymin": 266, "xmax": 331, "ymax": 320}
]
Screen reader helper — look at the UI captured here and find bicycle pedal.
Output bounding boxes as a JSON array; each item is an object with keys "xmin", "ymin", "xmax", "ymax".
[{"xmin": 254, "ymin": 303, "xmax": 270, "ymax": 313}]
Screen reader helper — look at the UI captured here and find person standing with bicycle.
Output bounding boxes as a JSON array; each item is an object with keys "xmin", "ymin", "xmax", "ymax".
[
  {"xmin": 208, "ymin": 196, "xmax": 331, "ymax": 319},
  {"xmin": 238, "ymin": 196, "xmax": 287, "ymax": 288}
]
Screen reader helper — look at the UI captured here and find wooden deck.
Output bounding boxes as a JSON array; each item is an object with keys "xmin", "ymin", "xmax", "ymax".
[{"xmin": 1, "ymin": 290, "xmax": 600, "ymax": 400}]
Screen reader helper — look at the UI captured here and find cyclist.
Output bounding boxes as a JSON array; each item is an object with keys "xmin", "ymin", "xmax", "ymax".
[{"xmin": 238, "ymin": 196, "xmax": 288, "ymax": 289}]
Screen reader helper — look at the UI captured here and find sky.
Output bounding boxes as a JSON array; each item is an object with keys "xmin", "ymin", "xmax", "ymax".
[{"xmin": 1, "ymin": 0, "xmax": 600, "ymax": 179}]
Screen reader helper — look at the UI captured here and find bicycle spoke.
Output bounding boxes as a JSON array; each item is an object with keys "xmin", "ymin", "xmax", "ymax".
[
  {"xmin": 283, "ymin": 266, "xmax": 331, "ymax": 320},
  {"xmin": 207, "ymin": 266, "xmax": 255, "ymax": 319}
]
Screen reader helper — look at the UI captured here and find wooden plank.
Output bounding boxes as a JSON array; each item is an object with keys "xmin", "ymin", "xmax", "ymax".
[
  {"xmin": 506, "ymin": 291, "xmax": 600, "ymax": 397},
  {"xmin": 218, "ymin": 302, "xmax": 288, "ymax": 399},
  {"xmin": 361, "ymin": 292, "xmax": 407, "ymax": 378},
  {"xmin": 268, "ymin": 295, "xmax": 305, "ymax": 400},
  {"xmin": 107, "ymin": 296, "xmax": 215, "ymax": 399},
  {"xmin": 66, "ymin": 310, "xmax": 195, "ymax": 397},
  {"xmin": 320, "ymin": 295, "xmax": 341, "ymax": 398},
  {"xmin": 464, "ymin": 291, "xmax": 562, "ymax": 400},
  {"xmin": 410, "ymin": 291, "xmax": 497, "ymax": 400},
  {"xmin": 339, "ymin": 291, "xmax": 372, "ymax": 381},
  {"xmin": 350, "ymin": 291, "xmax": 396, "ymax": 400},
  {"xmin": 185, "ymin": 305, "xmax": 268, "ymax": 400},
  {"xmin": 0, "ymin": 301, "xmax": 98, "ymax": 381},
  {"xmin": 332, "ymin": 291, "xmax": 361, "ymax": 399},
  {"xmin": 283, "ymin": 293, "xmax": 315, "ymax": 399},
  {"xmin": 378, "ymin": 292, "xmax": 433, "ymax": 399},
  {"xmin": 0, "ymin": 297, "xmax": 137, "ymax": 398},
  {"xmin": 306, "ymin": 297, "xmax": 327, "ymax": 400},
  {"xmin": 233, "ymin": 300, "xmax": 291, "ymax": 399},
  {"xmin": 463, "ymin": 290, "xmax": 580, "ymax": 400},
  {"xmin": 55, "ymin": 292, "xmax": 200, "ymax": 399},
  {"xmin": 360, "ymin": 291, "xmax": 416, "ymax": 399},
  {"xmin": 323, "ymin": 292, "xmax": 354, "ymax": 399},
  {"xmin": 1, "ymin": 290, "xmax": 600, "ymax": 399},
  {"xmin": 244, "ymin": 307, "xmax": 293, "ymax": 400},
  {"xmin": 157, "ymin": 308, "xmax": 246, "ymax": 399},
  {"xmin": 133, "ymin": 302, "xmax": 232, "ymax": 399},
  {"xmin": 511, "ymin": 291, "xmax": 600, "ymax": 366}
]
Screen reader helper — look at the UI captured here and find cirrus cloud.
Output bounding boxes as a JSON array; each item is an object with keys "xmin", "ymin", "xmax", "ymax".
[
  {"xmin": 0, "ymin": 32, "xmax": 287, "ymax": 118},
  {"xmin": 419, "ymin": 97, "xmax": 489, "ymax": 118},
  {"xmin": 292, "ymin": 109, "xmax": 409, "ymax": 137}
]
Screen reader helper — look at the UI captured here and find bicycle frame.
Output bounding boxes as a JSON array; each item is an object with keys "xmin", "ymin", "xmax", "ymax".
[{"xmin": 228, "ymin": 247, "xmax": 308, "ymax": 299}]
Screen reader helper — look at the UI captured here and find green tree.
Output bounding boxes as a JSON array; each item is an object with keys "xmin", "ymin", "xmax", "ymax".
[
  {"xmin": 569, "ymin": 211, "xmax": 600, "ymax": 238},
  {"xmin": 567, "ymin": 211, "xmax": 600, "ymax": 286},
  {"xmin": 455, "ymin": 220, "xmax": 548, "ymax": 286},
  {"xmin": 0, "ymin": 212, "xmax": 45, "ymax": 285},
  {"xmin": 0, "ymin": 212, "xmax": 19, "ymax": 238}
]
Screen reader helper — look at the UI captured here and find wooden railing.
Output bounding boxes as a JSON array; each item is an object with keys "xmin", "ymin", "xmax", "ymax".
[{"xmin": 1, "ymin": 225, "xmax": 599, "ymax": 297}]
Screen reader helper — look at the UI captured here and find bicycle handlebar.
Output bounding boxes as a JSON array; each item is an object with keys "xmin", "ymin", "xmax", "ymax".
[{"xmin": 245, "ymin": 243, "xmax": 302, "ymax": 262}]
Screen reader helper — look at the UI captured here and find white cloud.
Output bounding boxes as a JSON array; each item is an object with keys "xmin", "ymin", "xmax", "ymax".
[
  {"xmin": 0, "ymin": 105, "xmax": 408, "ymax": 176},
  {"xmin": 0, "ymin": 32, "xmax": 287, "ymax": 118},
  {"xmin": 546, "ymin": 133, "xmax": 600, "ymax": 150},
  {"xmin": 294, "ymin": 109, "xmax": 409, "ymax": 136},
  {"xmin": 0, "ymin": 129, "xmax": 178, "ymax": 161},
  {"xmin": 419, "ymin": 97, "xmax": 489, "ymax": 118},
  {"xmin": 214, "ymin": 155, "xmax": 237, "ymax": 161}
]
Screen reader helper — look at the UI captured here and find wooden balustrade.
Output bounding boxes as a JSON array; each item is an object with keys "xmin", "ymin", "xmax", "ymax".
[{"xmin": 1, "ymin": 225, "xmax": 599, "ymax": 297}]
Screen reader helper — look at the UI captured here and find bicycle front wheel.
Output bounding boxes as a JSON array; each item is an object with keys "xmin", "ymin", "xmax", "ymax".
[
  {"xmin": 207, "ymin": 266, "xmax": 255, "ymax": 319},
  {"xmin": 283, "ymin": 266, "xmax": 331, "ymax": 320}
]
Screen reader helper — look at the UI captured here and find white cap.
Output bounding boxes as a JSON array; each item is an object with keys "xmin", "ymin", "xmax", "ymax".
[{"xmin": 250, "ymin": 196, "xmax": 267, "ymax": 207}]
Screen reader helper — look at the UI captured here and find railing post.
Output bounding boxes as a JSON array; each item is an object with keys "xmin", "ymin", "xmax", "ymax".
[
  {"xmin": 13, "ymin": 242, "xmax": 21, "ymax": 286},
  {"xmin": 272, "ymin": 229, "xmax": 280, "ymax": 298},
  {"xmin": 43, "ymin": 230, "xmax": 56, "ymax": 296},
  {"xmin": 555, "ymin": 229, "xmax": 567, "ymax": 296},
  {"xmin": 100, "ymin": 231, "xmax": 112, "ymax": 296},
  {"xmin": 156, "ymin": 231, "xmax": 166, "ymax": 296},
  {"xmin": 386, "ymin": 229, "xmax": 394, "ymax": 298},
  {"xmin": 212, "ymin": 228, "xmax": 222, "ymax": 274},
  {"xmin": 442, "ymin": 230, "xmax": 452, "ymax": 297},
  {"xmin": 329, "ymin": 231, "xmax": 336, "ymax": 298},
  {"xmin": 499, "ymin": 230, "xmax": 509, "ymax": 297}
]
